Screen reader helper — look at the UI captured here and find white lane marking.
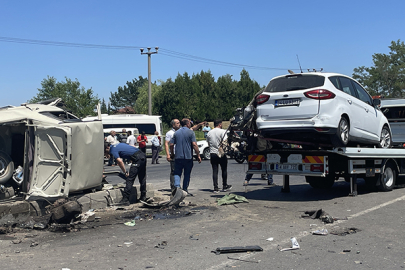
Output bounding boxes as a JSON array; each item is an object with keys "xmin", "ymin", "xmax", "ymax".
[{"xmin": 206, "ymin": 194, "xmax": 405, "ymax": 270}]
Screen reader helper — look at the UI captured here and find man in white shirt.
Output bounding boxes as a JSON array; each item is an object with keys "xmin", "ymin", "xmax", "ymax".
[
  {"xmin": 206, "ymin": 119, "xmax": 232, "ymax": 193},
  {"xmin": 127, "ymin": 130, "xmax": 137, "ymax": 147},
  {"xmin": 106, "ymin": 131, "xmax": 119, "ymax": 166},
  {"xmin": 165, "ymin": 119, "xmax": 180, "ymax": 192}
]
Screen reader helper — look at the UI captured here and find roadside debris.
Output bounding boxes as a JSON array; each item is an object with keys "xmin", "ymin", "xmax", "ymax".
[
  {"xmin": 312, "ymin": 228, "xmax": 328, "ymax": 235},
  {"xmin": 216, "ymin": 194, "xmax": 249, "ymax": 206},
  {"xmin": 301, "ymin": 209, "xmax": 334, "ymax": 223},
  {"xmin": 330, "ymin": 227, "xmax": 361, "ymax": 236},
  {"xmin": 266, "ymin": 237, "xmax": 274, "ymax": 241},
  {"xmin": 212, "ymin": 245, "xmax": 263, "ymax": 255},
  {"xmin": 155, "ymin": 241, "xmax": 168, "ymax": 249},
  {"xmin": 124, "ymin": 220, "xmax": 136, "ymax": 227},
  {"xmin": 141, "ymin": 188, "xmax": 187, "ymax": 208},
  {"xmin": 227, "ymin": 256, "xmax": 260, "ymax": 263},
  {"xmin": 78, "ymin": 210, "xmax": 96, "ymax": 223},
  {"xmin": 278, "ymin": 237, "xmax": 300, "ymax": 251},
  {"xmin": 48, "ymin": 199, "xmax": 82, "ymax": 224}
]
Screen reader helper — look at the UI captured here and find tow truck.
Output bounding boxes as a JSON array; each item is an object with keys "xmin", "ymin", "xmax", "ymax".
[
  {"xmin": 227, "ymin": 105, "xmax": 402, "ymax": 196},
  {"xmin": 245, "ymin": 143, "xmax": 402, "ymax": 196}
]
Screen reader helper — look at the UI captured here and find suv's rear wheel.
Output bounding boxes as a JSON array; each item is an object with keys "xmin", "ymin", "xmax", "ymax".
[
  {"xmin": 379, "ymin": 126, "xmax": 392, "ymax": 148},
  {"xmin": 331, "ymin": 117, "xmax": 349, "ymax": 147}
]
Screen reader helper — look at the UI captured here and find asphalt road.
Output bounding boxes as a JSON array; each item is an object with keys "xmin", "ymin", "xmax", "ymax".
[{"xmin": 1, "ymin": 157, "xmax": 405, "ymax": 270}]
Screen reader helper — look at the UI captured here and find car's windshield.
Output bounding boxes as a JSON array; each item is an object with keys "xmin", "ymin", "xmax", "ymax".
[{"xmin": 264, "ymin": 74, "xmax": 325, "ymax": 93}]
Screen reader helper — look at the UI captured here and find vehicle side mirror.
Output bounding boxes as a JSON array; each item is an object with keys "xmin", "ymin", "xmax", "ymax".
[{"xmin": 373, "ymin": 99, "xmax": 381, "ymax": 107}]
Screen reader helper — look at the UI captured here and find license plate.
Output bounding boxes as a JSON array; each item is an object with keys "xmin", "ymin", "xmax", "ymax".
[
  {"xmin": 275, "ymin": 98, "xmax": 300, "ymax": 107},
  {"xmin": 276, "ymin": 164, "xmax": 298, "ymax": 170}
]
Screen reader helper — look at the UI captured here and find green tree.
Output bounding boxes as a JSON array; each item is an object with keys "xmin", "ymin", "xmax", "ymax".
[
  {"xmin": 30, "ymin": 76, "xmax": 99, "ymax": 118},
  {"xmin": 101, "ymin": 98, "xmax": 108, "ymax": 114},
  {"xmin": 353, "ymin": 40, "xmax": 405, "ymax": 98},
  {"xmin": 135, "ymin": 81, "xmax": 162, "ymax": 114},
  {"xmin": 109, "ymin": 76, "xmax": 147, "ymax": 111}
]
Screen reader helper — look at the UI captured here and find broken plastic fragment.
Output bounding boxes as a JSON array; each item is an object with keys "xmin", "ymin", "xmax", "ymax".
[
  {"xmin": 312, "ymin": 228, "xmax": 328, "ymax": 235},
  {"xmin": 124, "ymin": 220, "xmax": 136, "ymax": 226},
  {"xmin": 278, "ymin": 237, "xmax": 300, "ymax": 251}
]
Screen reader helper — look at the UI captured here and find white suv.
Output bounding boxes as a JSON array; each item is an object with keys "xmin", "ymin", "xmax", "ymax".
[{"xmin": 255, "ymin": 72, "xmax": 391, "ymax": 148}]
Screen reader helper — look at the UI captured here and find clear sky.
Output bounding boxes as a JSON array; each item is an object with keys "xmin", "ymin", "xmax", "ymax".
[{"xmin": 1, "ymin": 0, "xmax": 404, "ymax": 107}]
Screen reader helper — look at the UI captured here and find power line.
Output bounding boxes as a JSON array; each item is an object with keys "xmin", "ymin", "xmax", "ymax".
[{"xmin": 0, "ymin": 36, "xmax": 307, "ymax": 71}]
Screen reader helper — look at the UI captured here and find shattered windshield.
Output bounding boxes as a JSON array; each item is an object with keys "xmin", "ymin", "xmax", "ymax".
[{"xmin": 264, "ymin": 74, "xmax": 325, "ymax": 93}]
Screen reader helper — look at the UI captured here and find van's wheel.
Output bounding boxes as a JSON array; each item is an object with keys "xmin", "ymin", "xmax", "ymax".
[
  {"xmin": 379, "ymin": 161, "xmax": 396, "ymax": 191},
  {"xmin": 203, "ymin": 148, "xmax": 210, "ymax": 160},
  {"xmin": 378, "ymin": 126, "xmax": 392, "ymax": 148},
  {"xmin": 331, "ymin": 117, "xmax": 349, "ymax": 147},
  {"xmin": 0, "ymin": 151, "xmax": 14, "ymax": 184},
  {"xmin": 306, "ymin": 175, "xmax": 335, "ymax": 189}
]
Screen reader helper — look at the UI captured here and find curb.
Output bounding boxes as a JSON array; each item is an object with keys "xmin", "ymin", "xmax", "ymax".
[{"xmin": 0, "ymin": 183, "xmax": 155, "ymax": 226}]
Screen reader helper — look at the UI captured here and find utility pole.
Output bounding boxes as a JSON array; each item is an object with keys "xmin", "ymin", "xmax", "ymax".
[{"xmin": 140, "ymin": 47, "xmax": 158, "ymax": 115}]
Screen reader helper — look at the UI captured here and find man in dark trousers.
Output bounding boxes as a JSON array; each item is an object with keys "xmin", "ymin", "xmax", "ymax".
[
  {"xmin": 104, "ymin": 142, "xmax": 147, "ymax": 205},
  {"xmin": 206, "ymin": 119, "xmax": 232, "ymax": 193}
]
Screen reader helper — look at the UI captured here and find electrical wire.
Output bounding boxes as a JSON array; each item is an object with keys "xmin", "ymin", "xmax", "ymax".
[{"xmin": 0, "ymin": 36, "xmax": 313, "ymax": 71}]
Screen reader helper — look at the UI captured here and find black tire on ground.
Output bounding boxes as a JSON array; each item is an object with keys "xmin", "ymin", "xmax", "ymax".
[
  {"xmin": 378, "ymin": 126, "xmax": 392, "ymax": 149},
  {"xmin": 379, "ymin": 161, "xmax": 396, "ymax": 191},
  {"xmin": 235, "ymin": 153, "xmax": 245, "ymax": 164},
  {"xmin": 203, "ymin": 148, "xmax": 210, "ymax": 160},
  {"xmin": 0, "ymin": 151, "xmax": 14, "ymax": 185},
  {"xmin": 330, "ymin": 117, "xmax": 349, "ymax": 147},
  {"xmin": 305, "ymin": 175, "xmax": 335, "ymax": 189}
]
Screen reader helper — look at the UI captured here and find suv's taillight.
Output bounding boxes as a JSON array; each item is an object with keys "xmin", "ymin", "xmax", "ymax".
[
  {"xmin": 304, "ymin": 89, "xmax": 335, "ymax": 100},
  {"xmin": 256, "ymin": 94, "xmax": 270, "ymax": 105}
]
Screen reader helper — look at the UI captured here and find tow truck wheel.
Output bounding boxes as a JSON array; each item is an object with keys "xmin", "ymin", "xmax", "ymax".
[
  {"xmin": 331, "ymin": 117, "xmax": 349, "ymax": 147},
  {"xmin": 306, "ymin": 175, "xmax": 335, "ymax": 189},
  {"xmin": 379, "ymin": 162, "xmax": 396, "ymax": 191},
  {"xmin": 0, "ymin": 151, "xmax": 14, "ymax": 184}
]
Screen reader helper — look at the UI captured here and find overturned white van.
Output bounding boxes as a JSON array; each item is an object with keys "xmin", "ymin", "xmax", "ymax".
[{"xmin": 0, "ymin": 99, "xmax": 104, "ymax": 201}]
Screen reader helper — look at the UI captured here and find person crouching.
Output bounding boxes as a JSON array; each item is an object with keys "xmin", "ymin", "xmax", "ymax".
[{"xmin": 104, "ymin": 142, "xmax": 147, "ymax": 205}]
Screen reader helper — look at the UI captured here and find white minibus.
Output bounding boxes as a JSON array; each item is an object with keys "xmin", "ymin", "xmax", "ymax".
[{"xmin": 83, "ymin": 114, "xmax": 163, "ymax": 155}]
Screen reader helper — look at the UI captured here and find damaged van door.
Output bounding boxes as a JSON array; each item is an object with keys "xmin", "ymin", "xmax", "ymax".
[{"xmin": 26, "ymin": 125, "xmax": 71, "ymax": 200}]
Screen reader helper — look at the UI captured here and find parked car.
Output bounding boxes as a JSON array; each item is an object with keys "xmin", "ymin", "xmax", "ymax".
[
  {"xmin": 0, "ymin": 98, "xmax": 104, "ymax": 201},
  {"xmin": 380, "ymin": 99, "xmax": 405, "ymax": 147},
  {"xmin": 196, "ymin": 140, "xmax": 210, "ymax": 160},
  {"xmin": 255, "ymin": 72, "xmax": 391, "ymax": 148}
]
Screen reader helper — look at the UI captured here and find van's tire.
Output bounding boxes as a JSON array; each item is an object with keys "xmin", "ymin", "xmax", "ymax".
[
  {"xmin": 378, "ymin": 126, "xmax": 392, "ymax": 149},
  {"xmin": 0, "ymin": 151, "xmax": 14, "ymax": 185},
  {"xmin": 203, "ymin": 148, "xmax": 210, "ymax": 160},
  {"xmin": 379, "ymin": 161, "xmax": 396, "ymax": 191},
  {"xmin": 306, "ymin": 175, "xmax": 335, "ymax": 189},
  {"xmin": 331, "ymin": 117, "xmax": 349, "ymax": 147}
]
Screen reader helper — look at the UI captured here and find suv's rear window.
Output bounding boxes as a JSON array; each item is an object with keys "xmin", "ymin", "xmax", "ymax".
[{"xmin": 264, "ymin": 75, "xmax": 325, "ymax": 93}]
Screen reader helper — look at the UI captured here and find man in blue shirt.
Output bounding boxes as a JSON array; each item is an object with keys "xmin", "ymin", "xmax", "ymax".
[
  {"xmin": 105, "ymin": 142, "xmax": 147, "ymax": 205},
  {"xmin": 202, "ymin": 122, "xmax": 211, "ymax": 138},
  {"xmin": 170, "ymin": 118, "xmax": 201, "ymax": 195}
]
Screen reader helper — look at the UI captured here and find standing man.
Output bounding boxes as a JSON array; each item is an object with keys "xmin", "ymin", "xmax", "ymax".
[
  {"xmin": 106, "ymin": 131, "xmax": 119, "ymax": 166},
  {"xmin": 165, "ymin": 119, "xmax": 180, "ymax": 193},
  {"xmin": 104, "ymin": 142, "xmax": 147, "ymax": 205},
  {"xmin": 202, "ymin": 122, "xmax": 211, "ymax": 139},
  {"xmin": 151, "ymin": 131, "xmax": 161, "ymax": 164},
  {"xmin": 127, "ymin": 130, "xmax": 136, "ymax": 147},
  {"xmin": 137, "ymin": 131, "xmax": 148, "ymax": 154},
  {"xmin": 170, "ymin": 118, "xmax": 201, "ymax": 195},
  {"xmin": 206, "ymin": 119, "xmax": 232, "ymax": 193}
]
